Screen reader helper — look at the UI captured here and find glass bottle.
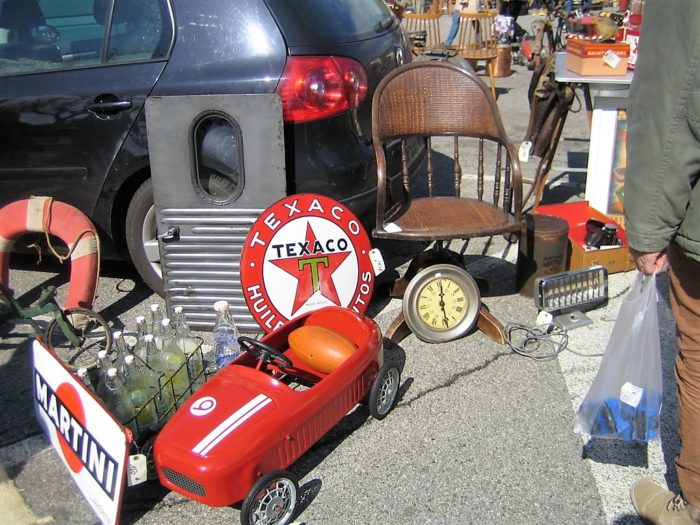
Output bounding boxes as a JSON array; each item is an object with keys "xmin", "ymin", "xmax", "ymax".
[
  {"xmin": 173, "ymin": 306, "xmax": 205, "ymax": 388},
  {"xmin": 172, "ymin": 306, "xmax": 199, "ymax": 353},
  {"xmin": 142, "ymin": 334, "xmax": 175, "ymax": 422},
  {"xmin": 112, "ymin": 330, "xmax": 130, "ymax": 371},
  {"xmin": 95, "ymin": 349, "xmax": 112, "ymax": 400},
  {"xmin": 159, "ymin": 318, "xmax": 191, "ymax": 399},
  {"xmin": 133, "ymin": 315, "xmax": 148, "ymax": 361},
  {"xmin": 149, "ymin": 303, "xmax": 163, "ymax": 340},
  {"xmin": 122, "ymin": 355, "xmax": 159, "ymax": 434},
  {"xmin": 101, "ymin": 367, "xmax": 138, "ymax": 438},
  {"xmin": 212, "ymin": 300, "xmax": 240, "ymax": 369},
  {"xmin": 76, "ymin": 367, "xmax": 96, "ymax": 394}
]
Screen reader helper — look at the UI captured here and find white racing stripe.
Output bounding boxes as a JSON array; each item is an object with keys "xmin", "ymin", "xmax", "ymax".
[{"xmin": 192, "ymin": 394, "xmax": 272, "ymax": 456}]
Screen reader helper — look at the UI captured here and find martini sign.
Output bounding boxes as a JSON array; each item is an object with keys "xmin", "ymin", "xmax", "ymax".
[{"xmin": 241, "ymin": 194, "xmax": 376, "ymax": 332}]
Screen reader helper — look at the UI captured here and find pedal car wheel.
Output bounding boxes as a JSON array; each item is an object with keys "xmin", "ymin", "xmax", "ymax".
[
  {"xmin": 45, "ymin": 307, "xmax": 111, "ymax": 371},
  {"xmin": 368, "ymin": 364, "xmax": 400, "ymax": 420},
  {"xmin": 238, "ymin": 336, "xmax": 293, "ymax": 369},
  {"xmin": 240, "ymin": 470, "xmax": 299, "ymax": 525}
]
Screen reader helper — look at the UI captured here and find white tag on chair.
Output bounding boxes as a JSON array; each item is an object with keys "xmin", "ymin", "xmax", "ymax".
[
  {"xmin": 519, "ymin": 141, "xmax": 532, "ymax": 162},
  {"xmin": 369, "ymin": 248, "xmax": 386, "ymax": 275}
]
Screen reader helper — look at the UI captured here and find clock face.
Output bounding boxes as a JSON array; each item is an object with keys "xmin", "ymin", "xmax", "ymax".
[
  {"xmin": 403, "ymin": 263, "xmax": 481, "ymax": 343},
  {"xmin": 416, "ymin": 277, "xmax": 469, "ymax": 331}
]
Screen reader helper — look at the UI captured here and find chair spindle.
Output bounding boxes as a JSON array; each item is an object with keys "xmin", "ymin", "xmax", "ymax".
[
  {"xmin": 453, "ymin": 136, "xmax": 461, "ymax": 198},
  {"xmin": 427, "ymin": 136, "xmax": 434, "ymax": 197},
  {"xmin": 477, "ymin": 138, "xmax": 484, "ymax": 201},
  {"xmin": 401, "ymin": 139, "xmax": 409, "ymax": 191},
  {"xmin": 494, "ymin": 143, "xmax": 502, "ymax": 206}
]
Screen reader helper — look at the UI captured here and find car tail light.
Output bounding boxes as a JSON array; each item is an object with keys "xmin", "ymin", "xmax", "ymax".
[{"xmin": 276, "ymin": 56, "xmax": 368, "ymax": 124}]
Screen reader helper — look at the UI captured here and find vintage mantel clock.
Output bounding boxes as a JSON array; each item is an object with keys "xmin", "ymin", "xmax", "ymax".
[{"xmin": 402, "ymin": 263, "xmax": 481, "ymax": 343}]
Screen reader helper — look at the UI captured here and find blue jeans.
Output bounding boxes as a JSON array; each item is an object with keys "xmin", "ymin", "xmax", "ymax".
[
  {"xmin": 566, "ymin": 0, "xmax": 592, "ymax": 13},
  {"xmin": 442, "ymin": 9, "xmax": 460, "ymax": 45}
]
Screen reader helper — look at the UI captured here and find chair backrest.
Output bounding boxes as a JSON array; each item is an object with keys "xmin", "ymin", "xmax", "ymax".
[
  {"xmin": 455, "ymin": 11, "xmax": 497, "ymax": 60},
  {"xmin": 401, "ymin": 12, "xmax": 442, "ymax": 55},
  {"xmin": 371, "ymin": 61, "xmax": 522, "ymax": 235}
]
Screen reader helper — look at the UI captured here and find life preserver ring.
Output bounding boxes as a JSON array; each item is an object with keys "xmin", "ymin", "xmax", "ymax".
[{"xmin": 0, "ymin": 196, "xmax": 100, "ymax": 310}]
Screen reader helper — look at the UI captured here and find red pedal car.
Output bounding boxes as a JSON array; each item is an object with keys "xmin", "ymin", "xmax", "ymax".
[{"xmin": 153, "ymin": 306, "xmax": 400, "ymax": 525}]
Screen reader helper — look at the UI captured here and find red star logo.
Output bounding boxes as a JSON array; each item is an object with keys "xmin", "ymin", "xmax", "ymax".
[{"xmin": 271, "ymin": 222, "xmax": 351, "ymax": 316}]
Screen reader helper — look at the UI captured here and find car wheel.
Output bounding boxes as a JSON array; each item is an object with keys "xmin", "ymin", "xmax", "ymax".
[
  {"xmin": 125, "ymin": 178, "xmax": 164, "ymax": 295},
  {"xmin": 368, "ymin": 363, "xmax": 400, "ymax": 420},
  {"xmin": 240, "ymin": 470, "xmax": 299, "ymax": 525}
]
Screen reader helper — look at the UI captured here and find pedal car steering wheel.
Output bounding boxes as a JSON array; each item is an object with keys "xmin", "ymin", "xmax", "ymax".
[{"xmin": 238, "ymin": 336, "xmax": 293, "ymax": 370}]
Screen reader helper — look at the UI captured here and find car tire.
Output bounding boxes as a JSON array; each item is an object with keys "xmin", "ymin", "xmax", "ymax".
[
  {"xmin": 125, "ymin": 178, "xmax": 164, "ymax": 295},
  {"xmin": 368, "ymin": 363, "xmax": 400, "ymax": 420},
  {"xmin": 240, "ymin": 470, "xmax": 299, "ymax": 525}
]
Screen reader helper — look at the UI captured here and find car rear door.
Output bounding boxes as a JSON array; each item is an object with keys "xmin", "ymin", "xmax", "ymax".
[
  {"xmin": 145, "ymin": 94, "xmax": 287, "ymax": 332},
  {"xmin": 0, "ymin": 0, "xmax": 172, "ymax": 212}
]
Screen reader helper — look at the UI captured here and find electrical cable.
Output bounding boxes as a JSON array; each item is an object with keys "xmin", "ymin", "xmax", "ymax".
[{"xmin": 503, "ymin": 322, "xmax": 569, "ymax": 361}]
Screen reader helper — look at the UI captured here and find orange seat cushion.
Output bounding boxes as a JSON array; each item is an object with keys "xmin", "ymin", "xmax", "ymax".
[{"xmin": 288, "ymin": 326, "xmax": 356, "ymax": 374}]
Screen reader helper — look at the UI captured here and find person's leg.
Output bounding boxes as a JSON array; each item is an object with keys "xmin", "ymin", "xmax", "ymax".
[
  {"xmin": 506, "ymin": 1, "xmax": 525, "ymax": 41},
  {"xmin": 670, "ymin": 245, "xmax": 700, "ymax": 508},
  {"xmin": 630, "ymin": 246, "xmax": 700, "ymax": 524},
  {"xmin": 442, "ymin": 8, "xmax": 461, "ymax": 45}
]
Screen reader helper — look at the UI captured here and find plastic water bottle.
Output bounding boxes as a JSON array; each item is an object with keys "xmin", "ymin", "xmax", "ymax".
[
  {"xmin": 122, "ymin": 355, "xmax": 159, "ymax": 434},
  {"xmin": 159, "ymin": 318, "xmax": 191, "ymax": 399},
  {"xmin": 212, "ymin": 300, "xmax": 240, "ymax": 369}
]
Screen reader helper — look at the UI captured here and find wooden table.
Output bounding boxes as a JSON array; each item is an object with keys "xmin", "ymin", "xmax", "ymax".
[{"xmin": 554, "ymin": 51, "xmax": 633, "ymax": 216}]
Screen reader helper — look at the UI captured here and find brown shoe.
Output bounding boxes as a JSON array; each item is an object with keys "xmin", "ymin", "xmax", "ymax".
[{"xmin": 631, "ymin": 479, "xmax": 700, "ymax": 524}]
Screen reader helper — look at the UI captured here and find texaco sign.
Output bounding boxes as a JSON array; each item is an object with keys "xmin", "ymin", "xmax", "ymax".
[{"xmin": 241, "ymin": 194, "xmax": 375, "ymax": 332}]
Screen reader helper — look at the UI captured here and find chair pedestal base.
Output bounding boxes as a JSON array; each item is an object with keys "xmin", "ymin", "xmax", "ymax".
[
  {"xmin": 383, "ymin": 250, "xmax": 506, "ymax": 346},
  {"xmin": 384, "ymin": 304, "xmax": 505, "ymax": 346}
]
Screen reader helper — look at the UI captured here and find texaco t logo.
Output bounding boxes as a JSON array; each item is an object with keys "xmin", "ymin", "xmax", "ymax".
[{"xmin": 241, "ymin": 194, "xmax": 375, "ymax": 332}]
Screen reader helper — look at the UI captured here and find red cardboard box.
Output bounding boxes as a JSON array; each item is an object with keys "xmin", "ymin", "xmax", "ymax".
[
  {"xmin": 535, "ymin": 201, "xmax": 635, "ymax": 274},
  {"xmin": 566, "ymin": 39, "xmax": 630, "ymax": 76}
]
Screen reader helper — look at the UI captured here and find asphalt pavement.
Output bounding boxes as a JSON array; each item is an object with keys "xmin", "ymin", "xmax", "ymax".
[{"xmin": 0, "ymin": 13, "xmax": 681, "ymax": 525}]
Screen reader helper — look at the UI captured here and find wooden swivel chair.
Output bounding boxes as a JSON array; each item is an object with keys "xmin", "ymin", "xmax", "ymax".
[
  {"xmin": 372, "ymin": 61, "xmax": 523, "ymax": 344},
  {"xmin": 453, "ymin": 11, "xmax": 498, "ymax": 99}
]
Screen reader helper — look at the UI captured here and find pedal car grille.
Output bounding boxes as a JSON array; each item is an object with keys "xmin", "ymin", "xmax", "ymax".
[{"xmin": 161, "ymin": 467, "xmax": 206, "ymax": 497}]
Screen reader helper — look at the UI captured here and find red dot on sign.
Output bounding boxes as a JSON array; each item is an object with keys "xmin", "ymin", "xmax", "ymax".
[{"xmin": 55, "ymin": 383, "xmax": 85, "ymax": 474}]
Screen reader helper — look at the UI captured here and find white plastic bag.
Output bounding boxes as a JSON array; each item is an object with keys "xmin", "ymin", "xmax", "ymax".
[{"xmin": 575, "ymin": 272, "xmax": 662, "ymax": 441}]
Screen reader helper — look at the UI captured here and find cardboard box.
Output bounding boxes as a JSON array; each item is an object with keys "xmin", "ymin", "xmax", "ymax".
[
  {"xmin": 566, "ymin": 39, "xmax": 630, "ymax": 76},
  {"xmin": 534, "ymin": 201, "xmax": 635, "ymax": 274}
]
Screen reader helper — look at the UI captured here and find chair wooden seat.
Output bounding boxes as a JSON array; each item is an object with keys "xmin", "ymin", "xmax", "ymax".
[{"xmin": 376, "ymin": 197, "xmax": 521, "ymax": 240}]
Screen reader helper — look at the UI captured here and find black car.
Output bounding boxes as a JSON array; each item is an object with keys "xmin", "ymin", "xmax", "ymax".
[{"xmin": 0, "ymin": 0, "xmax": 421, "ymax": 294}]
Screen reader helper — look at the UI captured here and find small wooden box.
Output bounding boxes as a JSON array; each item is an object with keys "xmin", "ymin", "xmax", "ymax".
[
  {"xmin": 566, "ymin": 39, "xmax": 630, "ymax": 76},
  {"xmin": 535, "ymin": 201, "xmax": 635, "ymax": 274}
]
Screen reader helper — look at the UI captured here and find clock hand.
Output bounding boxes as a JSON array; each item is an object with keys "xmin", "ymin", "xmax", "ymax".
[{"xmin": 438, "ymin": 282, "xmax": 449, "ymax": 326}]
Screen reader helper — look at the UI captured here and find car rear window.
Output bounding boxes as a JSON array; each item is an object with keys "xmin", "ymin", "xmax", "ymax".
[{"xmin": 264, "ymin": 0, "xmax": 396, "ymax": 45}]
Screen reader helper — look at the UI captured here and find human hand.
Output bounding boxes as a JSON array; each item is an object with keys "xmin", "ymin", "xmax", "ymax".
[{"xmin": 629, "ymin": 248, "xmax": 668, "ymax": 275}]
